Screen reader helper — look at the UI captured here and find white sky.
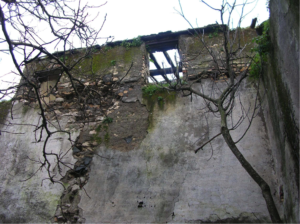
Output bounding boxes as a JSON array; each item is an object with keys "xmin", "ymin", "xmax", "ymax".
[
  {"xmin": 99, "ymin": 0, "xmax": 269, "ymax": 42},
  {"xmin": 0, "ymin": 0, "xmax": 269, "ymax": 99}
]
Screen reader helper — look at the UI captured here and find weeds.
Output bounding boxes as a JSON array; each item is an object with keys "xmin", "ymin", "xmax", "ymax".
[
  {"xmin": 121, "ymin": 36, "xmax": 143, "ymax": 50},
  {"xmin": 142, "ymin": 81, "xmax": 187, "ymax": 96},
  {"xmin": 209, "ymin": 27, "xmax": 219, "ymax": 38},
  {"xmin": 103, "ymin": 117, "xmax": 113, "ymax": 124},
  {"xmin": 249, "ymin": 20, "xmax": 271, "ymax": 80},
  {"xmin": 110, "ymin": 60, "xmax": 116, "ymax": 66},
  {"xmin": 104, "ymin": 46, "xmax": 112, "ymax": 51},
  {"xmin": 142, "ymin": 84, "xmax": 167, "ymax": 96},
  {"xmin": 59, "ymin": 56, "xmax": 68, "ymax": 61}
]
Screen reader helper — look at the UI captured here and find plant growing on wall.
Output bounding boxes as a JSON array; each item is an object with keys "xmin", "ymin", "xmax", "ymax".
[
  {"xmin": 120, "ymin": 36, "xmax": 143, "ymax": 50},
  {"xmin": 159, "ymin": 0, "xmax": 281, "ymax": 222},
  {"xmin": 249, "ymin": 20, "xmax": 271, "ymax": 80}
]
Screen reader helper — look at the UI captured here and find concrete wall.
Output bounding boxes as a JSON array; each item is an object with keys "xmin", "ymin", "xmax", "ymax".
[
  {"xmin": 0, "ymin": 103, "xmax": 75, "ymax": 222},
  {"xmin": 79, "ymin": 79, "xmax": 275, "ymax": 223},
  {"xmin": 260, "ymin": 0, "xmax": 299, "ymax": 222},
  {"xmin": 0, "ymin": 24, "xmax": 295, "ymax": 223}
]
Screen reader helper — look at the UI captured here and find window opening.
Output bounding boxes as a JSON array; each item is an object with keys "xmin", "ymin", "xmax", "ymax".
[
  {"xmin": 35, "ymin": 68, "xmax": 61, "ymax": 102},
  {"xmin": 146, "ymin": 38, "xmax": 183, "ymax": 83}
]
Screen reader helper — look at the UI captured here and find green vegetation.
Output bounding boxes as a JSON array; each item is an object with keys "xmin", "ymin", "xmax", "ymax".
[
  {"xmin": 104, "ymin": 132, "xmax": 110, "ymax": 143},
  {"xmin": 252, "ymin": 20, "xmax": 271, "ymax": 54},
  {"xmin": 121, "ymin": 36, "xmax": 143, "ymax": 50},
  {"xmin": 70, "ymin": 46, "xmax": 135, "ymax": 78},
  {"xmin": 142, "ymin": 82, "xmax": 186, "ymax": 97},
  {"xmin": 142, "ymin": 84, "xmax": 177, "ymax": 132},
  {"xmin": 92, "ymin": 121, "xmax": 111, "ymax": 146},
  {"xmin": 110, "ymin": 60, "xmax": 116, "ymax": 66},
  {"xmin": 0, "ymin": 100, "xmax": 12, "ymax": 124},
  {"xmin": 91, "ymin": 135, "xmax": 102, "ymax": 144},
  {"xmin": 91, "ymin": 124, "xmax": 104, "ymax": 144},
  {"xmin": 95, "ymin": 124, "xmax": 102, "ymax": 132},
  {"xmin": 103, "ymin": 125, "xmax": 108, "ymax": 131},
  {"xmin": 142, "ymin": 84, "xmax": 161, "ymax": 96},
  {"xmin": 208, "ymin": 27, "xmax": 219, "ymax": 38},
  {"xmin": 103, "ymin": 117, "xmax": 113, "ymax": 124},
  {"xmin": 104, "ymin": 46, "xmax": 112, "ymax": 51},
  {"xmin": 90, "ymin": 46, "xmax": 98, "ymax": 54},
  {"xmin": 213, "ymin": 27, "xmax": 219, "ymax": 37},
  {"xmin": 59, "ymin": 55, "xmax": 68, "ymax": 61},
  {"xmin": 142, "ymin": 83, "xmax": 170, "ymax": 96},
  {"xmin": 249, "ymin": 20, "xmax": 271, "ymax": 80},
  {"xmin": 146, "ymin": 45, "xmax": 151, "ymax": 52},
  {"xmin": 180, "ymin": 79, "xmax": 188, "ymax": 85},
  {"xmin": 90, "ymin": 121, "xmax": 111, "ymax": 146}
]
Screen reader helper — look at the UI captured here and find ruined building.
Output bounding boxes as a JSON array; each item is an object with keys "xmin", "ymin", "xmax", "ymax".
[{"xmin": 0, "ymin": 0, "xmax": 298, "ymax": 222}]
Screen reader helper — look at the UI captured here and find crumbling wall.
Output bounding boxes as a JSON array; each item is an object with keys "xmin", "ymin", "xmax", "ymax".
[
  {"xmin": 179, "ymin": 28, "xmax": 257, "ymax": 80},
  {"xmin": 77, "ymin": 30, "xmax": 276, "ymax": 223},
  {"xmin": 0, "ymin": 27, "xmax": 286, "ymax": 223},
  {"xmin": 0, "ymin": 43, "xmax": 148, "ymax": 222}
]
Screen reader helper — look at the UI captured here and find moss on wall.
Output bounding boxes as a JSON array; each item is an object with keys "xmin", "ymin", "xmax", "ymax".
[
  {"xmin": 268, "ymin": 0, "xmax": 299, "ymax": 181},
  {"xmin": 285, "ymin": 0, "xmax": 299, "ymax": 26},
  {"xmin": 142, "ymin": 89, "xmax": 176, "ymax": 132},
  {"xmin": 32, "ymin": 45, "xmax": 140, "ymax": 82},
  {"xmin": 264, "ymin": 52, "xmax": 299, "ymax": 180},
  {"xmin": 0, "ymin": 100, "xmax": 12, "ymax": 124},
  {"xmin": 262, "ymin": 1, "xmax": 299, "ymax": 221}
]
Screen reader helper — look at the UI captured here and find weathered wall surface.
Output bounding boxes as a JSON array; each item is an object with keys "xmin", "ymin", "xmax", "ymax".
[
  {"xmin": 0, "ymin": 103, "xmax": 75, "ymax": 222},
  {"xmin": 260, "ymin": 0, "xmax": 299, "ymax": 222},
  {"xmin": 0, "ymin": 24, "xmax": 295, "ymax": 223},
  {"xmin": 179, "ymin": 28, "xmax": 257, "ymax": 79},
  {"xmin": 79, "ymin": 80, "xmax": 275, "ymax": 223},
  {"xmin": 0, "ymin": 43, "xmax": 148, "ymax": 223}
]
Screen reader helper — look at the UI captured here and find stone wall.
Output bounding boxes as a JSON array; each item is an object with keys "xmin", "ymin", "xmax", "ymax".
[
  {"xmin": 0, "ymin": 43, "xmax": 148, "ymax": 222},
  {"xmin": 0, "ymin": 25, "xmax": 294, "ymax": 223}
]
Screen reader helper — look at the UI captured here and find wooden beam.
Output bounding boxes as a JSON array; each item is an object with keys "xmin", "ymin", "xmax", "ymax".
[
  {"xmin": 150, "ymin": 66, "xmax": 182, "ymax": 77},
  {"xmin": 147, "ymin": 40, "xmax": 178, "ymax": 53},
  {"xmin": 162, "ymin": 51, "xmax": 176, "ymax": 69},
  {"xmin": 149, "ymin": 53, "xmax": 161, "ymax": 70},
  {"xmin": 149, "ymin": 75, "xmax": 158, "ymax": 83},
  {"xmin": 161, "ymin": 74, "xmax": 171, "ymax": 83}
]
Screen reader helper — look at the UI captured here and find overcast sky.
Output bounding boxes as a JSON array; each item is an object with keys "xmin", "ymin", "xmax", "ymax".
[
  {"xmin": 0, "ymin": 0, "xmax": 269, "ymax": 99},
  {"xmin": 99, "ymin": 0, "xmax": 269, "ymax": 42}
]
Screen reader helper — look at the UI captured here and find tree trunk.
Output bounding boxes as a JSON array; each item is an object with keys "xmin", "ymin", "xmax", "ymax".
[{"xmin": 221, "ymin": 126, "xmax": 282, "ymax": 223}]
